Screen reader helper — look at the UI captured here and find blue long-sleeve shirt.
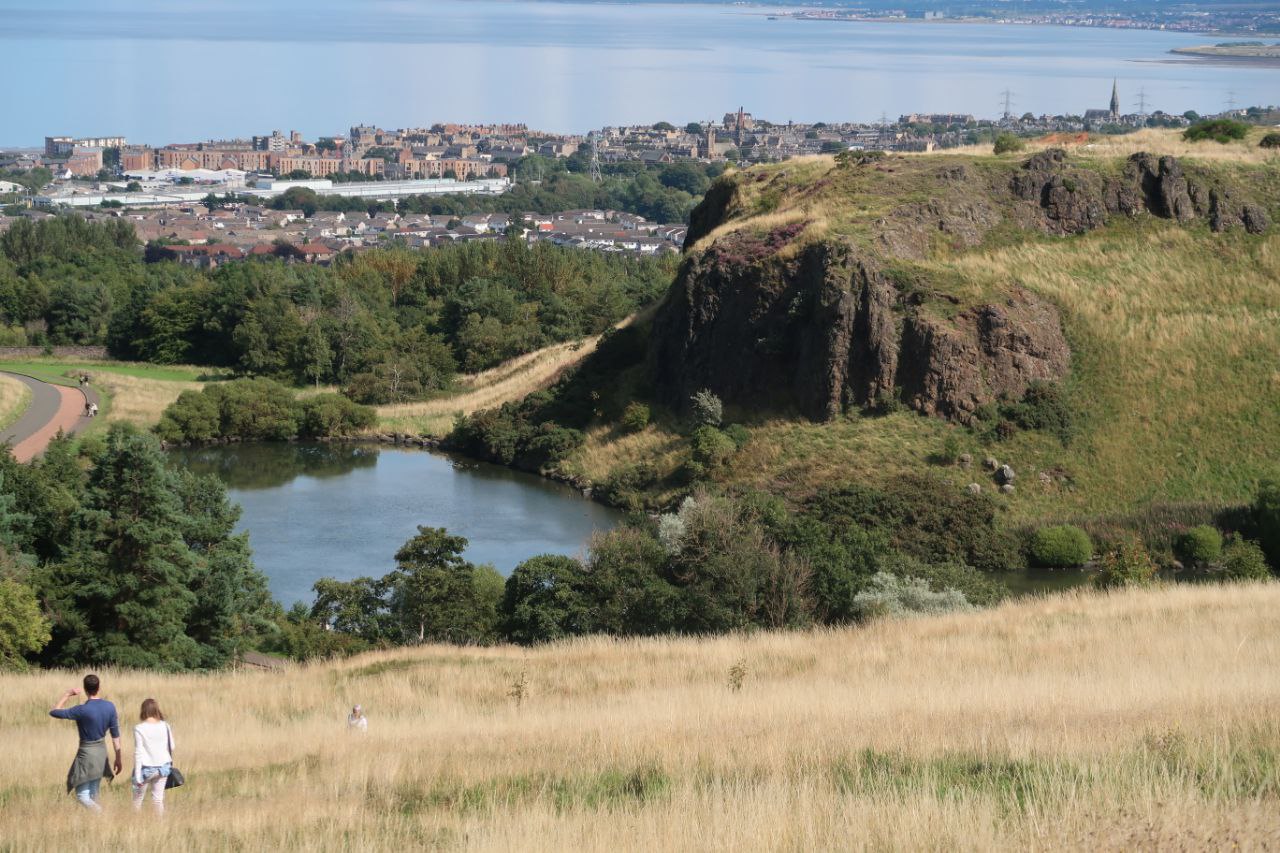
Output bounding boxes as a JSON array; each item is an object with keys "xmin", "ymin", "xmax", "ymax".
[{"xmin": 50, "ymin": 698, "xmax": 120, "ymax": 743}]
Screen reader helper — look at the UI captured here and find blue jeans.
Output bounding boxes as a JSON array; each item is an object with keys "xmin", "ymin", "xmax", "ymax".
[{"xmin": 74, "ymin": 777, "xmax": 101, "ymax": 810}]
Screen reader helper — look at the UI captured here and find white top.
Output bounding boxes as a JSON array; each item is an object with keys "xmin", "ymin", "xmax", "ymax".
[
  {"xmin": 133, "ymin": 721, "xmax": 173, "ymax": 782},
  {"xmin": 347, "ymin": 714, "xmax": 367, "ymax": 732}
]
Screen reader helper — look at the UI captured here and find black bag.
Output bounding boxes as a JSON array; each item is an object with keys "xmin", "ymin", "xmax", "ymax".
[{"xmin": 164, "ymin": 723, "xmax": 185, "ymax": 789}]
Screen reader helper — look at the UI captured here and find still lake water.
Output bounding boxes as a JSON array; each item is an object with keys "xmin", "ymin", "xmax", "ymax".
[
  {"xmin": 1, "ymin": 0, "xmax": 1275, "ymax": 145},
  {"xmin": 171, "ymin": 442, "xmax": 621, "ymax": 607}
]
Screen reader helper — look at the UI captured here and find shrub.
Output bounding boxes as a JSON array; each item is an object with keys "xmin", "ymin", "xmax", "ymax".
[
  {"xmin": 979, "ymin": 381, "xmax": 1075, "ymax": 445},
  {"xmin": 852, "ymin": 572, "xmax": 972, "ymax": 620},
  {"xmin": 157, "ymin": 378, "xmax": 376, "ymax": 443},
  {"xmin": 1094, "ymin": 538, "xmax": 1158, "ymax": 589},
  {"xmin": 1253, "ymin": 474, "xmax": 1280, "ymax": 571},
  {"xmin": 690, "ymin": 426, "xmax": 737, "ymax": 468},
  {"xmin": 299, "ymin": 394, "xmax": 376, "ymax": 438},
  {"xmin": 809, "ymin": 474, "xmax": 1024, "ymax": 573},
  {"xmin": 619, "ymin": 401, "xmax": 650, "ymax": 433},
  {"xmin": 600, "ymin": 462, "xmax": 659, "ymax": 511},
  {"xmin": 1219, "ymin": 538, "xmax": 1271, "ymax": 581},
  {"xmin": 1261, "ymin": 132, "xmax": 1280, "ymax": 149},
  {"xmin": 1183, "ymin": 119, "xmax": 1250, "ymax": 144},
  {"xmin": 993, "ymin": 133, "xmax": 1026, "ymax": 155},
  {"xmin": 689, "ymin": 389, "xmax": 723, "ymax": 427},
  {"xmin": 1175, "ymin": 524, "xmax": 1223, "ymax": 567},
  {"xmin": 723, "ymin": 423, "xmax": 751, "ymax": 450},
  {"xmin": 938, "ymin": 431, "xmax": 963, "ymax": 465},
  {"xmin": 1030, "ymin": 525, "xmax": 1093, "ymax": 568},
  {"xmin": 876, "ymin": 552, "xmax": 1008, "ymax": 607},
  {"xmin": 657, "ymin": 496, "xmax": 697, "ymax": 554}
]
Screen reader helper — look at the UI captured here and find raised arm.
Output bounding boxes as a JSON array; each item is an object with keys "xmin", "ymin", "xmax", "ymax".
[{"xmin": 48, "ymin": 687, "xmax": 80, "ymax": 717}]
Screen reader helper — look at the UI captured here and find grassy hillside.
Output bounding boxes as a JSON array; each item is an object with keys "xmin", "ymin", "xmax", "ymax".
[
  {"xmin": 3, "ymin": 582, "xmax": 1277, "ymax": 850},
  {"xmin": 567, "ymin": 129, "xmax": 1280, "ymax": 521}
]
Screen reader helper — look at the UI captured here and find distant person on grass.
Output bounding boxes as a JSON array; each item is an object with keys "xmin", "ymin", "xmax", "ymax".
[
  {"xmin": 347, "ymin": 704, "xmax": 368, "ymax": 732},
  {"xmin": 49, "ymin": 674, "xmax": 122, "ymax": 812},
  {"xmin": 132, "ymin": 698, "xmax": 175, "ymax": 814}
]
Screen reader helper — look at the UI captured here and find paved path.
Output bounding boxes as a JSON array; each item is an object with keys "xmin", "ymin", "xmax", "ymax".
[{"xmin": 0, "ymin": 372, "xmax": 100, "ymax": 463}]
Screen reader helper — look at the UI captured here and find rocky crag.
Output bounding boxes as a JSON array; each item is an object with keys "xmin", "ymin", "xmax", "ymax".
[{"xmin": 651, "ymin": 149, "xmax": 1272, "ymax": 423}]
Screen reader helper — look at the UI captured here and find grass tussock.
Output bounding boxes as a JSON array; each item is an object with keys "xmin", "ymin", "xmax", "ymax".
[{"xmin": 3, "ymin": 582, "xmax": 1278, "ymax": 851}]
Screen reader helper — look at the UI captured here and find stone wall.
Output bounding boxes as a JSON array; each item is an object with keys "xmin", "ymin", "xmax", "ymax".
[{"xmin": 0, "ymin": 346, "xmax": 108, "ymax": 359}]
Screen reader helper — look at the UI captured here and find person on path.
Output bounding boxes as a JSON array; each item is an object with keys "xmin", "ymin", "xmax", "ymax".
[
  {"xmin": 49, "ymin": 674, "xmax": 122, "ymax": 812},
  {"xmin": 132, "ymin": 698, "xmax": 174, "ymax": 814},
  {"xmin": 84, "ymin": 401, "xmax": 91, "ymax": 417},
  {"xmin": 347, "ymin": 704, "xmax": 368, "ymax": 733},
  {"xmin": 89, "ymin": 403, "xmax": 98, "ymax": 418}
]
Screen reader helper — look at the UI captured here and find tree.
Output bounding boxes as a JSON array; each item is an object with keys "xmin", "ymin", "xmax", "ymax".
[
  {"xmin": 298, "ymin": 322, "xmax": 333, "ymax": 388},
  {"xmin": 385, "ymin": 527, "xmax": 498, "ymax": 644},
  {"xmin": 685, "ymin": 122, "xmax": 704, "ymax": 135},
  {"xmin": 39, "ymin": 426, "xmax": 204, "ymax": 668},
  {"xmin": 652, "ymin": 121, "xmax": 677, "ymax": 132},
  {"xmin": 311, "ymin": 576, "xmax": 389, "ymax": 640},
  {"xmin": 1253, "ymin": 474, "xmax": 1280, "ymax": 571},
  {"xmin": 500, "ymin": 555, "xmax": 597, "ymax": 644},
  {"xmin": 0, "ymin": 570, "xmax": 50, "ymax": 670}
]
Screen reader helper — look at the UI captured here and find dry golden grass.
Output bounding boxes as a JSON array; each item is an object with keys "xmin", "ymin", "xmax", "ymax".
[
  {"xmin": 1064, "ymin": 126, "xmax": 1280, "ymax": 165},
  {"xmin": 0, "ymin": 372, "xmax": 32, "ymax": 429},
  {"xmin": 3, "ymin": 582, "xmax": 1278, "ymax": 851},
  {"xmin": 377, "ymin": 314, "xmax": 651, "ymax": 437},
  {"xmin": 376, "ymin": 339, "xmax": 601, "ymax": 436},
  {"xmin": 93, "ymin": 373, "xmax": 203, "ymax": 427}
]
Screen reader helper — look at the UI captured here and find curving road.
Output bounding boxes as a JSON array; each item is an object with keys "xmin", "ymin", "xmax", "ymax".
[{"xmin": 0, "ymin": 372, "xmax": 100, "ymax": 463}]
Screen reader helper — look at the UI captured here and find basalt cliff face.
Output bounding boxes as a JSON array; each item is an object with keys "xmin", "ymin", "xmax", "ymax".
[{"xmin": 650, "ymin": 149, "xmax": 1271, "ymax": 423}]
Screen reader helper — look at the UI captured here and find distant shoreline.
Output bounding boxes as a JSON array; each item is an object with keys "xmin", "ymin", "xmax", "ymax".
[
  {"xmin": 762, "ymin": 10, "xmax": 1280, "ymax": 40},
  {"xmin": 1169, "ymin": 44, "xmax": 1280, "ymax": 67}
]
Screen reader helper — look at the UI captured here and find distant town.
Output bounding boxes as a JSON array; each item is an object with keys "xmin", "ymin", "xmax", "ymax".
[{"xmin": 2, "ymin": 94, "xmax": 1274, "ymax": 261}]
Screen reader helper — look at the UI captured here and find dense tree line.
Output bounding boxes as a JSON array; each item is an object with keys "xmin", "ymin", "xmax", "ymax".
[
  {"xmin": 293, "ymin": 483, "xmax": 1009, "ymax": 653},
  {"xmin": 0, "ymin": 426, "xmax": 279, "ymax": 670},
  {"xmin": 0, "ymin": 217, "xmax": 676, "ymax": 402}
]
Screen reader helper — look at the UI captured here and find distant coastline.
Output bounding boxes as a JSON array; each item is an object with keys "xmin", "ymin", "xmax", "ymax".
[{"xmin": 1170, "ymin": 43, "xmax": 1280, "ymax": 67}]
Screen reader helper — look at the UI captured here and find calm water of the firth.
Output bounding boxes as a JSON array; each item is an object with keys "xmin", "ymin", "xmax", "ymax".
[
  {"xmin": 170, "ymin": 443, "xmax": 621, "ymax": 607},
  {"xmin": 1, "ymin": 0, "xmax": 1275, "ymax": 145}
]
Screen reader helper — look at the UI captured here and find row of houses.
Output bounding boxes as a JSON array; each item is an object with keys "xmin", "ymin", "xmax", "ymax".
[{"xmin": 0, "ymin": 204, "xmax": 685, "ymax": 268}]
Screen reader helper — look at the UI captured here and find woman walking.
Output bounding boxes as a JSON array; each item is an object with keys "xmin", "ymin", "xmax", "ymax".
[{"xmin": 132, "ymin": 698, "xmax": 173, "ymax": 814}]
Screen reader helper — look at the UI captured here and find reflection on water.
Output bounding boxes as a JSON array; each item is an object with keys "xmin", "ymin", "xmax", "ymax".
[
  {"xmin": 996, "ymin": 567, "xmax": 1093, "ymax": 597},
  {"xmin": 168, "ymin": 442, "xmax": 622, "ymax": 607},
  {"xmin": 171, "ymin": 442, "xmax": 380, "ymax": 490}
]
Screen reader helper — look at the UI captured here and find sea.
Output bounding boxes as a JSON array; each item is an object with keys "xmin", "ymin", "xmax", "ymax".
[{"xmin": 0, "ymin": 0, "xmax": 1275, "ymax": 145}]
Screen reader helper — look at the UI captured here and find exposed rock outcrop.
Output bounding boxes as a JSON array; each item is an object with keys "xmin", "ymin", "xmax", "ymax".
[
  {"xmin": 650, "ymin": 234, "xmax": 1070, "ymax": 423},
  {"xmin": 650, "ymin": 149, "xmax": 1271, "ymax": 426},
  {"xmin": 1208, "ymin": 186, "xmax": 1272, "ymax": 234}
]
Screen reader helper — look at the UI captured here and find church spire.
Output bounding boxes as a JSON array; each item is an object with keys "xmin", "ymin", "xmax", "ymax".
[{"xmin": 1110, "ymin": 79, "xmax": 1120, "ymax": 120}]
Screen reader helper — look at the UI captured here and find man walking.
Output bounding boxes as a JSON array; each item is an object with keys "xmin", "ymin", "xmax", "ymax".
[{"xmin": 49, "ymin": 674, "xmax": 122, "ymax": 811}]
